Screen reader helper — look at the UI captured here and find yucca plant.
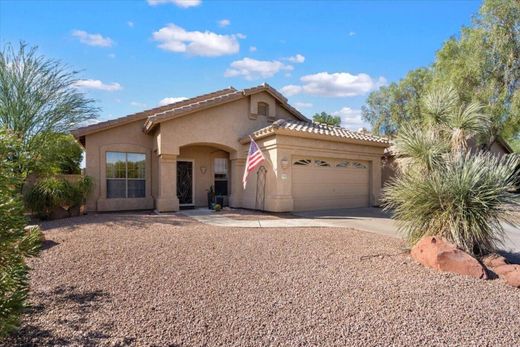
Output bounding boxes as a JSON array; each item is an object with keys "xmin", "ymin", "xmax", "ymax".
[
  {"xmin": 384, "ymin": 153, "xmax": 520, "ymax": 255},
  {"xmin": 384, "ymin": 86, "xmax": 520, "ymax": 256}
]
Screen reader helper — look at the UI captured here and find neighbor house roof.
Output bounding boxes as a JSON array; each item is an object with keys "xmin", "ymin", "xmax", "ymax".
[
  {"xmin": 240, "ymin": 119, "xmax": 389, "ymax": 147},
  {"xmin": 72, "ymin": 83, "xmax": 309, "ymax": 141}
]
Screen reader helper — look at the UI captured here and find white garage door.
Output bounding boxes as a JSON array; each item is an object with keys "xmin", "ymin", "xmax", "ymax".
[{"xmin": 292, "ymin": 157, "xmax": 370, "ymax": 211}]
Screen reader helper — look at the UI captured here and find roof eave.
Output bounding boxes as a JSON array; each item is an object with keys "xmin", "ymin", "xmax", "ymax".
[{"xmin": 240, "ymin": 128, "xmax": 389, "ymax": 147}]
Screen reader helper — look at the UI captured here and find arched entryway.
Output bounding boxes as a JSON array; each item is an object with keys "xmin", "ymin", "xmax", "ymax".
[{"xmin": 177, "ymin": 143, "xmax": 234, "ymax": 208}]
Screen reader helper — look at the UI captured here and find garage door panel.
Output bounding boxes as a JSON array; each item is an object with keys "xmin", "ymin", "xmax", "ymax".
[
  {"xmin": 292, "ymin": 158, "xmax": 370, "ymax": 211},
  {"xmin": 292, "ymin": 183, "xmax": 368, "ymax": 196}
]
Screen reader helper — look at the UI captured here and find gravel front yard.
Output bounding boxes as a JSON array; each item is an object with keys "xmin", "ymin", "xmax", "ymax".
[{"xmin": 6, "ymin": 213, "xmax": 520, "ymax": 346}]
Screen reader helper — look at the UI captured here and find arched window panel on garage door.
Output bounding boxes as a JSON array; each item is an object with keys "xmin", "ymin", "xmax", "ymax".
[
  {"xmin": 352, "ymin": 161, "xmax": 368, "ymax": 169},
  {"xmin": 315, "ymin": 159, "xmax": 331, "ymax": 167},
  {"xmin": 336, "ymin": 160, "xmax": 350, "ymax": 168},
  {"xmin": 293, "ymin": 158, "xmax": 312, "ymax": 166}
]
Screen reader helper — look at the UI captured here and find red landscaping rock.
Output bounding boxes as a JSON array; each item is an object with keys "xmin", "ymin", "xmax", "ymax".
[
  {"xmin": 482, "ymin": 254, "xmax": 508, "ymax": 268},
  {"xmin": 411, "ymin": 236, "xmax": 487, "ymax": 280},
  {"xmin": 492, "ymin": 264, "xmax": 520, "ymax": 276},
  {"xmin": 503, "ymin": 270, "xmax": 520, "ymax": 288},
  {"xmin": 480, "ymin": 255, "xmax": 520, "ymax": 288}
]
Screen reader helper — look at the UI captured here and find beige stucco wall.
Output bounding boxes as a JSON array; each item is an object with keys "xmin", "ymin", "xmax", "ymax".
[
  {"xmin": 178, "ymin": 145, "xmax": 229, "ymax": 207},
  {"xmin": 237, "ymin": 134, "xmax": 386, "ymax": 212},
  {"xmin": 82, "ymin": 90, "xmax": 388, "ymax": 213},
  {"xmin": 84, "ymin": 120, "xmax": 155, "ymax": 212},
  {"xmin": 157, "ymin": 92, "xmax": 291, "ymax": 157},
  {"xmin": 83, "ymin": 92, "xmax": 302, "ymax": 212}
]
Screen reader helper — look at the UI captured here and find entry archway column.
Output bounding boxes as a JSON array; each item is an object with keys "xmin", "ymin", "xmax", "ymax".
[
  {"xmin": 156, "ymin": 153, "xmax": 180, "ymax": 212},
  {"xmin": 229, "ymin": 157, "xmax": 245, "ymax": 208}
]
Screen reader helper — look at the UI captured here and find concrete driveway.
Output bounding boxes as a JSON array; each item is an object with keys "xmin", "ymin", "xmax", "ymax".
[
  {"xmin": 296, "ymin": 208, "xmax": 520, "ymax": 255},
  {"xmin": 293, "ymin": 207, "xmax": 398, "ymax": 239},
  {"xmin": 182, "ymin": 207, "xmax": 520, "ymax": 254}
]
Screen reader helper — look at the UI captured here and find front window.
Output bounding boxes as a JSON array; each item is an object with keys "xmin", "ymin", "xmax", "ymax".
[
  {"xmin": 106, "ymin": 152, "xmax": 145, "ymax": 198},
  {"xmin": 214, "ymin": 158, "xmax": 228, "ymax": 196}
]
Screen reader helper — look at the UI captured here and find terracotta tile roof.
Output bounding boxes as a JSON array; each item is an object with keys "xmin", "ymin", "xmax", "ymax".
[
  {"xmin": 143, "ymin": 89, "xmax": 244, "ymax": 131},
  {"xmin": 245, "ymin": 119, "xmax": 389, "ymax": 146},
  {"xmin": 143, "ymin": 83, "xmax": 308, "ymax": 132},
  {"xmin": 72, "ymin": 87, "xmax": 237, "ymax": 138},
  {"xmin": 72, "ymin": 83, "xmax": 309, "ymax": 138}
]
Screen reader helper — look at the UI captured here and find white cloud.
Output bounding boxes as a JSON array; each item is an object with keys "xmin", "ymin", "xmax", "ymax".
[
  {"xmin": 147, "ymin": 0, "xmax": 201, "ymax": 8},
  {"xmin": 159, "ymin": 96, "xmax": 188, "ymax": 106},
  {"xmin": 152, "ymin": 24, "xmax": 242, "ymax": 56},
  {"xmin": 218, "ymin": 19, "xmax": 230, "ymax": 27},
  {"xmin": 293, "ymin": 102, "xmax": 313, "ymax": 108},
  {"xmin": 281, "ymin": 72, "xmax": 386, "ymax": 97},
  {"xmin": 130, "ymin": 101, "xmax": 147, "ymax": 108},
  {"xmin": 77, "ymin": 118, "xmax": 101, "ymax": 127},
  {"xmin": 285, "ymin": 54, "xmax": 305, "ymax": 63},
  {"xmin": 249, "ymin": 46, "xmax": 257, "ymax": 52},
  {"xmin": 128, "ymin": 21, "xmax": 134, "ymax": 28},
  {"xmin": 333, "ymin": 107, "xmax": 369, "ymax": 130},
  {"xmin": 348, "ymin": 31, "xmax": 356, "ymax": 37},
  {"xmin": 73, "ymin": 79, "xmax": 122, "ymax": 91},
  {"xmin": 224, "ymin": 58, "xmax": 293, "ymax": 80},
  {"xmin": 71, "ymin": 30, "xmax": 113, "ymax": 47}
]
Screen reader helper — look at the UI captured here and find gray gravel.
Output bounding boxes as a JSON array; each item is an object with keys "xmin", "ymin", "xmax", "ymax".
[{"xmin": 5, "ymin": 213, "xmax": 520, "ymax": 346}]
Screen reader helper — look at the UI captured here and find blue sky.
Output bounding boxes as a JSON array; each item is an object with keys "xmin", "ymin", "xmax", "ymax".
[{"xmin": 0, "ymin": 0, "xmax": 481, "ymax": 130}]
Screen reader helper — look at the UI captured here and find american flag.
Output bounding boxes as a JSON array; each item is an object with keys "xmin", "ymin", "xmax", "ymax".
[{"xmin": 243, "ymin": 137, "xmax": 265, "ymax": 189}]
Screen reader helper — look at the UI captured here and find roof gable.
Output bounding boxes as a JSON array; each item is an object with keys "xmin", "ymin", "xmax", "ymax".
[{"xmin": 72, "ymin": 84, "xmax": 308, "ymax": 139}]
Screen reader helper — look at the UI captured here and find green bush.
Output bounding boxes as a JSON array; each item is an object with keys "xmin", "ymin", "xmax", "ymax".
[
  {"xmin": 25, "ymin": 175, "xmax": 92, "ymax": 219},
  {"xmin": 0, "ymin": 128, "xmax": 42, "ymax": 338}
]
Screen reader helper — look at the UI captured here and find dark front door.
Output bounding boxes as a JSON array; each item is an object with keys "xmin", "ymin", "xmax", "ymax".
[{"xmin": 177, "ymin": 161, "xmax": 193, "ymax": 205}]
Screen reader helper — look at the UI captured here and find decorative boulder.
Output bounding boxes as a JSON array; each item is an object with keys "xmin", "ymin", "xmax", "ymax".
[
  {"xmin": 482, "ymin": 254, "xmax": 508, "ymax": 268},
  {"xmin": 411, "ymin": 236, "xmax": 487, "ymax": 280},
  {"xmin": 503, "ymin": 270, "xmax": 520, "ymax": 288},
  {"xmin": 483, "ymin": 259, "xmax": 520, "ymax": 288}
]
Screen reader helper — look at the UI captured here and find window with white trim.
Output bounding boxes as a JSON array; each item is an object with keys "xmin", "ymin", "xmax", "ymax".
[{"xmin": 106, "ymin": 152, "xmax": 145, "ymax": 198}]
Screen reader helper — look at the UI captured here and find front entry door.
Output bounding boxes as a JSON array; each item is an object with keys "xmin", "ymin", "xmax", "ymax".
[{"xmin": 177, "ymin": 161, "xmax": 193, "ymax": 206}]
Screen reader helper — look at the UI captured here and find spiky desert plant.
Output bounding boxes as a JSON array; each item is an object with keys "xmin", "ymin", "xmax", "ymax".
[
  {"xmin": 384, "ymin": 152, "xmax": 520, "ymax": 255},
  {"xmin": 393, "ymin": 125, "xmax": 449, "ymax": 172},
  {"xmin": 384, "ymin": 86, "xmax": 519, "ymax": 256}
]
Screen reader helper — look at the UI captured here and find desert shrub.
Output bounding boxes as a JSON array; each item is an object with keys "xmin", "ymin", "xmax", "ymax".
[
  {"xmin": 384, "ymin": 87, "xmax": 520, "ymax": 256},
  {"xmin": 0, "ymin": 128, "xmax": 42, "ymax": 337},
  {"xmin": 25, "ymin": 175, "xmax": 92, "ymax": 219},
  {"xmin": 384, "ymin": 152, "xmax": 520, "ymax": 255}
]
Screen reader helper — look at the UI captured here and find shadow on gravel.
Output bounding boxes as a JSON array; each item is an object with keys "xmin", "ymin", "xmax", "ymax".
[
  {"xmin": 499, "ymin": 250, "xmax": 520, "ymax": 264},
  {"xmin": 7, "ymin": 285, "xmax": 135, "ymax": 347},
  {"xmin": 41, "ymin": 239, "xmax": 59, "ymax": 251},
  {"xmin": 40, "ymin": 213, "xmax": 192, "ymax": 232}
]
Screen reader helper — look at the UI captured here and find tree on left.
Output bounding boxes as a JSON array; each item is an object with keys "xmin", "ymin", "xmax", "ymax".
[
  {"xmin": 0, "ymin": 42, "xmax": 98, "ymax": 178},
  {"xmin": 0, "ymin": 42, "xmax": 98, "ymax": 337}
]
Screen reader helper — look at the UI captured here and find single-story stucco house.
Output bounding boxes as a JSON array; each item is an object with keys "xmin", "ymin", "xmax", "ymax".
[{"xmin": 72, "ymin": 83, "xmax": 389, "ymax": 213}]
